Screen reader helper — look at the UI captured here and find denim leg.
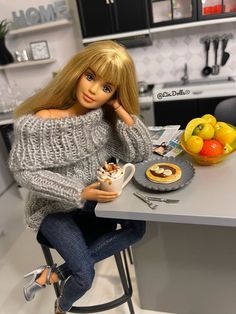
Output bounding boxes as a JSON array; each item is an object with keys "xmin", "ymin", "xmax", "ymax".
[
  {"xmin": 89, "ymin": 219, "xmax": 146, "ymax": 263},
  {"xmin": 57, "ymin": 218, "xmax": 145, "ymax": 272},
  {"xmin": 69, "ymin": 201, "xmax": 145, "ymax": 263},
  {"xmin": 82, "ymin": 201, "xmax": 146, "ymax": 263},
  {"xmin": 39, "ymin": 212, "xmax": 95, "ymax": 312},
  {"xmin": 39, "ymin": 202, "xmax": 146, "ymax": 311}
]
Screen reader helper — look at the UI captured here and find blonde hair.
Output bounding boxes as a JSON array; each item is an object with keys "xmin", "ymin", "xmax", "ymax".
[{"xmin": 14, "ymin": 40, "xmax": 139, "ymax": 120}]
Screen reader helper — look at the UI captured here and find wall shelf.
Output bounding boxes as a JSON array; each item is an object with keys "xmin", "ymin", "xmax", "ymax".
[
  {"xmin": 0, "ymin": 59, "xmax": 56, "ymax": 70},
  {"xmin": 8, "ymin": 19, "xmax": 73, "ymax": 36}
]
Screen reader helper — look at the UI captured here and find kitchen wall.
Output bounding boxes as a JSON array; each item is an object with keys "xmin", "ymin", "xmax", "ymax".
[
  {"xmin": 129, "ymin": 22, "xmax": 236, "ymax": 84},
  {"xmin": 1, "ymin": 1, "xmax": 236, "ymax": 96},
  {"xmin": 0, "ymin": 0, "xmax": 84, "ymax": 193},
  {"xmin": 0, "ymin": 0, "xmax": 83, "ymax": 103}
]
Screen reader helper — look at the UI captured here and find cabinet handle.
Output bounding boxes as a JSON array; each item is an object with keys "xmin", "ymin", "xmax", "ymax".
[{"xmin": 106, "ymin": 0, "xmax": 110, "ymax": 4}]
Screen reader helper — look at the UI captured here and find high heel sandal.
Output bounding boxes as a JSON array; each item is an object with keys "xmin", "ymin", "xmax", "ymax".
[{"xmin": 23, "ymin": 264, "xmax": 56, "ymax": 301}]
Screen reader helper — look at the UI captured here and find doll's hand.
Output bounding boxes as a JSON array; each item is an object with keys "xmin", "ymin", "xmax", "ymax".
[
  {"xmin": 81, "ymin": 182, "xmax": 118, "ymax": 202},
  {"xmin": 108, "ymin": 99, "xmax": 134, "ymax": 125},
  {"xmin": 107, "ymin": 99, "xmax": 122, "ymax": 111}
]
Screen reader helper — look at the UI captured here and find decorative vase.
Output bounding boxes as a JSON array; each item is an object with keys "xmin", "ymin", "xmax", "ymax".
[{"xmin": 0, "ymin": 37, "xmax": 14, "ymax": 65}]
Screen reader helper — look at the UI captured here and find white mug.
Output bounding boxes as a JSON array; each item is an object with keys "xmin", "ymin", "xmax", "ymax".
[{"xmin": 99, "ymin": 163, "xmax": 135, "ymax": 195}]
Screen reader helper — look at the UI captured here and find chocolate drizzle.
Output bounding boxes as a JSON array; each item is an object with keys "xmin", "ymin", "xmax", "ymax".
[{"xmin": 150, "ymin": 165, "xmax": 176, "ymax": 178}]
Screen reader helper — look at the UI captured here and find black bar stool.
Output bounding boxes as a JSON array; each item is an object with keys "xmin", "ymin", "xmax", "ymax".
[{"xmin": 36, "ymin": 231, "xmax": 135, "ymax": 314}]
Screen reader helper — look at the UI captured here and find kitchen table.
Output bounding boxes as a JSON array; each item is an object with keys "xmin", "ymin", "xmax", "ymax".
[{"xmin": 96, "ymin": 154, "xmax": 236, "ymax": 314}]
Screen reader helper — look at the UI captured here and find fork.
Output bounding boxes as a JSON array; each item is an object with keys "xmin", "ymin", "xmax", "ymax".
[
  {"xmin": 135, "ymin": 192, "xmax": 179, "ymax": 204},
  {"xmin": 133, "ymin": 192, "xmax": 158, "ymax": 210},
  {"xmin": 145, "ymin": 196, "xmax": 179, "ymax": 204}
]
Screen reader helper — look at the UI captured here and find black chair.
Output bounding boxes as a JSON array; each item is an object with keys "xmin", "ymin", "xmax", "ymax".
[
  {"xmin": 214, "ymin": 97, "xmax": 236, "ymax": 125},
  {"xmin": 37, "ymin": 231, "xmax": 135, "ymax": 314}
]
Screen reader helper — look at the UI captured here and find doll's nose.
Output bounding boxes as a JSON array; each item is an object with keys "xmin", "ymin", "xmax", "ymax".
[{"xmin": 89, "ymin": 82, "xmax": 100, "ymax": 94}]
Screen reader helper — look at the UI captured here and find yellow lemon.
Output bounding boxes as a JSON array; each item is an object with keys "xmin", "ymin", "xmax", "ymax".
[
  {"xmin": 201, "ymin": 114, "xmax": 217, "ymax": 126},
  {"xmin": 214, "ymin": 121, "xmax": 229, "ymax": 131},
  {"xmin": 214, "ymin": 123, "xmax": 236, "ymax": 145},
  {"xmin": 223, "ymin": 144, "xmax": 233, "ymax": 155},
  {"xmin": 186, "ymin": 135, "xmax": 204, "ymax": 154},
  {"xmin": 193, "ymin": 123, "xmax": 215, "ymax": 140}
]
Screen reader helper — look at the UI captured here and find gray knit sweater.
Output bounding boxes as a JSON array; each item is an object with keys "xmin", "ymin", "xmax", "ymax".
[{"xmin": 9, "ymin": 108, "xmax": 152, "ymax": 231}]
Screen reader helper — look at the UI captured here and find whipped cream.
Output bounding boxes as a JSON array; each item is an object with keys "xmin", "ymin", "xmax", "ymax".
[{"xmin": 97, "ymin": 162, "xmax": 123, "ymax": 182}]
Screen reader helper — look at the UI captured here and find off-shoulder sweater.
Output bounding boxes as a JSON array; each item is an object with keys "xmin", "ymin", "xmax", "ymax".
[{"xmin": 9, "ymin": 108, "xmax": 152, "ymax": 231}]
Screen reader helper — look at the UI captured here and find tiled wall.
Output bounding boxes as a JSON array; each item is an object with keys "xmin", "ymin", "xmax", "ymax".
[{"xmin": 129, "ymin": 22, "xmax": 236, "ymax": 84}]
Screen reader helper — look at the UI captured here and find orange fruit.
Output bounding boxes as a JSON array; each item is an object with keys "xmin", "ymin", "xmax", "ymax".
[{"xmin": 200, "ymin": 139, "xmax": 223, "ymax": 157}]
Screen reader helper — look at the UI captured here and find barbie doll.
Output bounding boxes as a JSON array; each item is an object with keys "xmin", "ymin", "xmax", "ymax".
[{"xmin": 9, "ymin": 40, "xmax": 152, "ymax": 314}]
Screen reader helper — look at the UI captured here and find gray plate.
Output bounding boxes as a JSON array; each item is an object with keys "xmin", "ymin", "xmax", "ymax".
[{"xmin": 134, "ymin": 156, "xmax": 195, "ymax": 192}]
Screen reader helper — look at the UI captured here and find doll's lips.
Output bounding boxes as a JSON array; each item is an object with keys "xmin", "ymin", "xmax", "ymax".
[{"xmin": 83, "ymin": 93, "xmax": 95, "ymax": 102}]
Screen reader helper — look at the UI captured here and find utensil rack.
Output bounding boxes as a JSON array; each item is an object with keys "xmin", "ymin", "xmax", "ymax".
[{"xmin": 200, "ymin": 33, "xmax": 233, "ymax": 43}]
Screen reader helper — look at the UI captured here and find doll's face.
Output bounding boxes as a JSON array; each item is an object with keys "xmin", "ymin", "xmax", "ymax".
[{"xmin": 76, "ymin": 69, "xmax": 116, "ymax": 109}]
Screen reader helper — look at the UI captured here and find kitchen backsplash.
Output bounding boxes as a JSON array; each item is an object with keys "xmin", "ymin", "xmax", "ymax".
[{"xmin": 129, "ymin": 22, "xmax": 236, "ymax": 84}]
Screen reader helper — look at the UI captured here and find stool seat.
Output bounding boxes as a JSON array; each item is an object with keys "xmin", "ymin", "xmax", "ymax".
[{"xmin": 37, "ymin": 231, "xmax": 135, "ymax": 314}]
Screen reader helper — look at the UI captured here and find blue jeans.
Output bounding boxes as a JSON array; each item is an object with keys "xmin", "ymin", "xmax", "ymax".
[{"xmin": 39, "ymin": 201, "xmax": 145, "ymax": 311}]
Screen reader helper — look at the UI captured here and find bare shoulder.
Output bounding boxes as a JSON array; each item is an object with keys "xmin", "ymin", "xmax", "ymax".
[
  {"xmin": 35, "ymin": 109, "xmax": 51, "ymax": 119},
  {"xmin": 35, "ymin": 109, "xmax": 69, "ymax": 119}
]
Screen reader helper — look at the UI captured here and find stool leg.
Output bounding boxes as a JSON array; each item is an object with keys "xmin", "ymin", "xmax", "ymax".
[
  {"xmin": 40, "ymin": 244, "xmax": 61, "ymax": 298},
  {"xmin": 115, "ymin": 251, "xmax": 135, "ymax": 314},
  {"xmin": 127, "ymin": 246, "xmax": 134, "ymax": 265}
]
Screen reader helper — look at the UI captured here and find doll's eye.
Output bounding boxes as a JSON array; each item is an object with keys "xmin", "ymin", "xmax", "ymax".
[
  {"xmin": 103, "ymin": 85, "xmax": 113, "ymax": 93},
  {"xmin": 85, "ymin": 72, "xmax": 94, "ymax": 81}
]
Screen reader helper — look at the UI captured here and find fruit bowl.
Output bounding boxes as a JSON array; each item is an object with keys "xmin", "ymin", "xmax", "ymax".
[{"xmin": 180, "ymin": 133, "xmax": 236, "ymax": 166}]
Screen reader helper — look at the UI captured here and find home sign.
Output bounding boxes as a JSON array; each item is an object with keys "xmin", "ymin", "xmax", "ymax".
[{"xmin": 11, "ymin": 0, "xmax": 71, "ymax": 29}]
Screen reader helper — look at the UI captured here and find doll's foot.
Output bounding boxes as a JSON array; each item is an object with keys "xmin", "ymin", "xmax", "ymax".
[{"xmin": 23, "ymin": 264, "xmax": 57, "ymax": 301}]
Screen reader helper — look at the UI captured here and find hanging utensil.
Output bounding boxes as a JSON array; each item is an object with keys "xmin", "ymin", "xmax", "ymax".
[
  {"xmin": 212, "ymin": 37, "xmax": 220, "ymax": 75},
  {"xmin": 138, "ymin": 81, "xmax": 148, "ymax": 94},
  {"xmin": 221, "ymin": 37, "xmax": 230, "ymax": 66},
  {"xmin": 201, "ymin": 39, "xmax": 212, "ymax": 76}
]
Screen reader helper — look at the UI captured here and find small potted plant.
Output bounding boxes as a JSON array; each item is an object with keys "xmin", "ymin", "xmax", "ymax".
[{"xmin": 0, "ymin": 19, "xmax": 14, "ymax": 65}]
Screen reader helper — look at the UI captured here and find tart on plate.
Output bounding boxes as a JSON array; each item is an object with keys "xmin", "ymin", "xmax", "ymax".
[{"xmin": 146, "ymin": 162, "xmax": 182, "ymax": 184}]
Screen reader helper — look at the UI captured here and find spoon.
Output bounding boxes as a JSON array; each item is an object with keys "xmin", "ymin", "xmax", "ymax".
[
  {"xmin": 212, "ymin": 37, "xmax": 220, "ymax": 75},
  {"xmin": 202, "ymin": 39, "xmax": 212, "ymax": 76}
]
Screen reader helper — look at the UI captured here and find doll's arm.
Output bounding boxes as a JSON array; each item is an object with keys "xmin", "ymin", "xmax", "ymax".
[
  {"xmin": 13, "ymin": 169, "xmax": 118, "ymax": 206},
  {"xmin": 13, "ymin": 169, "xmax": 86, "ymax": 208},
  {"xmin": 109, "ymin": 100, "xmax": 134, "ymax": 126},
  {"xmin": 109, "ymin": 116, "xmax": 153, "ymax": 163}
]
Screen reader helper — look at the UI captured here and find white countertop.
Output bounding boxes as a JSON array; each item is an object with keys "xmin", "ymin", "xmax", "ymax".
[
  {"xmin": 0, "ymin": 112, "xmax": 14, "ymax": 126},
  {"xmin": 96, "ymin": 154, "xmax": 236, "ymax": 227},
  {"xmin": 153, "ymin": 76, "xmax": 236, "ymax": 102}
]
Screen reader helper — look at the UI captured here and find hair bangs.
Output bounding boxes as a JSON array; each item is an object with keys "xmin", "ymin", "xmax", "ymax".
[{"xmin": 89, "ymin": 54, "xmax": 123, "ymax": 87}]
